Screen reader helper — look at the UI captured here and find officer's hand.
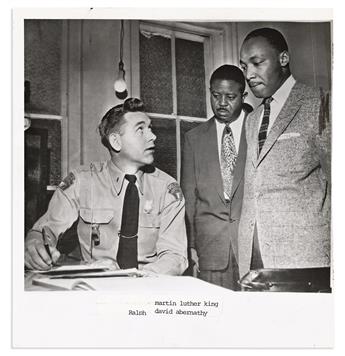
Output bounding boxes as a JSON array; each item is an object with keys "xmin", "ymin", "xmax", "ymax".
[
  {"xmin": 190, "ymin": 248, "xmax": 199, "ymax": 277},
  {"xmin": 25, "ymin": 231, "xmax": 60, "ymax": 270}
]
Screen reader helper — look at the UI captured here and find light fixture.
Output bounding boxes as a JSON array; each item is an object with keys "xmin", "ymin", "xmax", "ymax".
[
  {"xmin": 114, "ymin": 20, "xmax": 128, "ymax": 100},
  {"xmin": 24, "ymin": 116, "xmax": 31, "ymax": 131},
  {"xmin": 24, "ymin": 80, "xmax": 31, "ymax": 131}
]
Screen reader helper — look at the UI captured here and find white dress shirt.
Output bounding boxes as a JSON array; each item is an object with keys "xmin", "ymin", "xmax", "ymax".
[
  {"xmin": 258, "ymin": 75, "xmax": 296, "ymax": 134},
  {"xmin": 215, "ymin": 109, "xmax": 245, "ymax": 163}
]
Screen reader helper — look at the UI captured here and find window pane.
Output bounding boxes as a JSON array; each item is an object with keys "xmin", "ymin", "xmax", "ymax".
[
  {"xmin": 25, "ymin": 20, "xmax": 62, "ymax": 115},
  {"xmin": 151, "ymin": 118, "xmax": 177, "ymax": 179},
  {"xmin": 176, "ymin": 38, "xmax": 206, "ymax": 118},
  {"xmin": 139, "ymin": 33, "xmax": 173, "ymax": 114}
]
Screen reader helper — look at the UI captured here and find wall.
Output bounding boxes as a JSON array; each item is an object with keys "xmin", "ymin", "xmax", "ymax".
[{"xmin": 63, "ymin": 20, "xmax": 136, "ymax": 174}]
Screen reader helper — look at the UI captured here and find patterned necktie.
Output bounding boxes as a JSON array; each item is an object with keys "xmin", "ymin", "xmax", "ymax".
[
  {"xmin": 117, "ymin": 174, "xmax": 139, "ymax": 269},
  {"xmin": 220, "ymin": 124, "xmax": 237, "ymax": 199},
  {"xmin": 258, "ymin": 97, "xmax": 273, "ymax": 155}
]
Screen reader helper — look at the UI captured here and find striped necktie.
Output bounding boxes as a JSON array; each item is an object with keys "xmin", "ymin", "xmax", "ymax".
[
  {"xmin": 220, "ymin": 123, "xmax": 237, "ymax": 199},
  {"xmin": 258, "ymin": 97, "xmax": 273, "ymax": 155}
]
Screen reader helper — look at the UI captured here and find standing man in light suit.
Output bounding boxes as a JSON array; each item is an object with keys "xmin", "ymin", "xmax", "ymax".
[
  {"xmin": 238, "ymin": 28, "xmax": 331, "ymax": 283},
  {"xmin": 181, "ymin": 65, "xmax": 252, "ymax": 290}
]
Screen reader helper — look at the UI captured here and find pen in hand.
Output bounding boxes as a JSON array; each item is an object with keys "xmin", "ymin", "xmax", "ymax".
[{"xmin": 42, "ymin": 227, "xmax": 54, "ymax": 266}]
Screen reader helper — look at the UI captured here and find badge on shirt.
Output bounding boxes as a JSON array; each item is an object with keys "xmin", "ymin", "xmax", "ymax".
[
  {"xmin": 58, "ymin": 172, "xmax": 75, "ymax": 191},
  {"xmin": 167, "ymin": 182, "xmax": 183, "ymax": 202},
  {"xmin": 143, "ymin": 200, "xmax": 153, "ymax": 214}
]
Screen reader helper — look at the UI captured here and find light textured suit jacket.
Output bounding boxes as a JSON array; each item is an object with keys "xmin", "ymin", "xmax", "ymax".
[
  {"xmin": 238, "ymin": 82, "xmax": 331, "ymax": 277},
  {"xmin": 181, "ymin": 111, "xmax": 248, "ymax": 270}
]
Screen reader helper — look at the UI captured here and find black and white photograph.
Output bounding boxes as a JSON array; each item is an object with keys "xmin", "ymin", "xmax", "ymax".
[{"xmin": 10, "ymin": 4, "xmax": 338, "ymax": 350}]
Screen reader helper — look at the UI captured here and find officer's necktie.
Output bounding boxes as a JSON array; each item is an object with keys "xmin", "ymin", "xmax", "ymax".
[
  {"xmin": 117, "ymin": 174, "xmax": 139, "ymax": 269},
  {"xmin": 258, "ymin": 96, "xmax": 273, "ymax": 155},
  {"xmin": 220, "ymin": 123, "xmax": 237, "ymax": 199}
]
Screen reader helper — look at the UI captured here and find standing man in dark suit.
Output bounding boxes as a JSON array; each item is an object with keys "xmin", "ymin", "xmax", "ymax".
[
  {"xmin": 181, "ymin": 65, "xmax": 252, "ymax": 290},
  {"xmin": 238, "ymin": 28, "xmax": 331, "ymax": 285}
]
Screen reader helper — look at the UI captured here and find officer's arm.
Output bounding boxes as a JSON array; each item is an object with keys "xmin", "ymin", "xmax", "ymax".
[
  {"xmin": 142, "ymin": 182, "xmax": 188, "ymax": 276},
  {"xmin": 25, "ymin": 172, "xmax": 80, "ymax": 270}
]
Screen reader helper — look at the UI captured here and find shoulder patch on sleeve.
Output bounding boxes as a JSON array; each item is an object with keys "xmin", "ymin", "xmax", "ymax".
[
  {"xmin": 167, "ymin": 182, "xmax": 183, "ymax": 202},
  {"xmin": 58, "ymin": 172, "xmax": 76, "ymax": 191}
]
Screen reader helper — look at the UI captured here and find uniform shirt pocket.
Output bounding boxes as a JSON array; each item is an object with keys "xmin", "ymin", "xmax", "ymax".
[
  {"xmin": 138, "ymin": 213, "xmax": 160, "ymax": 257},
  {"xmin": 78, "ymin": 208, "xmax": 116, "ymax": 253},
  {"xmin": 139, "ymin": 213, "xmax": 160, "ymax": 228},
  {"xmin": 79, "ymin": 208, "xmax": 114, "ymax": 224}
]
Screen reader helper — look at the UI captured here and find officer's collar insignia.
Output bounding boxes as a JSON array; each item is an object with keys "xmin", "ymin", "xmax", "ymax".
[
  {"xmin": 58, "ymin": 172, "xmax": 75, "ymax": 191},
  {"xmin": 167, "ymin": 182, "xmax": 183, "ymax": 201},
  {"xmin": 143, "ymin": 200, "xmax": 153, "ymax": 214}
]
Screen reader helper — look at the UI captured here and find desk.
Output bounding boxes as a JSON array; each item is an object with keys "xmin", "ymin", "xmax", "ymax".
[
  {"xmin": 18, "ymin": 270, "xmax": 332, "ymax": 348},
  {"xmin": 25, "ymin": 268, "xmax": 229, "ymax": 293}
]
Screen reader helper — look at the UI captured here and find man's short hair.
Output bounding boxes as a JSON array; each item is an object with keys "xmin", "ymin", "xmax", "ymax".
[
  {"xmin": 243, "ymin": 27, "xmax": 289, "ymax": 53},
  {"xmin": 98, "ymin": 97, "xmax": 145, "ymax": 150},
  {"xmin": 210, "ymin": 65, "xmax": 246, "ymax": 93}
]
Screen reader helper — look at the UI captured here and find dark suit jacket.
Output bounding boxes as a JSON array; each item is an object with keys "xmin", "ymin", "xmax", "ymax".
[{"xmin": 181, "ymin": 110, "xmax": 249, "ymax": 270}]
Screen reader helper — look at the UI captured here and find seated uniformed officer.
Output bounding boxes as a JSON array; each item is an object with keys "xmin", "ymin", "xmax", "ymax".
[{"xmin": 25, "ymin": 98, "xmax": 188, "ymax": 275}]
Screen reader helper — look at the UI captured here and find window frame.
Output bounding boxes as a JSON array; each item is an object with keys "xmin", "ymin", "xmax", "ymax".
[{"xmin": 131, "ymin": 20, "xmax": 229, "ymax": 181}]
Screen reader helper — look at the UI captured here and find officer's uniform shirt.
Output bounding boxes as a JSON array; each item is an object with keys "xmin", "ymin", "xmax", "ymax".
[{"xmin": 29, "ymin": 160, "xmax": 188, "ymax": 275}]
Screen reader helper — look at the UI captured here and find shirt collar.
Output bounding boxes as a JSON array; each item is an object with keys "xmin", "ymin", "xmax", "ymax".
[
  {"xmin": 214, "ymin": 109, "xmax": 245, "ymax": 129},
  {"xmin": 271, "ymin": 75, "xmax": 296, "ymax": 105},
  {"xmin": 107, "ymin": 159, "xmax": 144, "ymax": 195}
]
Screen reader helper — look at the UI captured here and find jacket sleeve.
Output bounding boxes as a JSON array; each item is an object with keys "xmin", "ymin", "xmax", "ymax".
[
  {"xmin": 26, "ymin": 171, "xmax": 80, "ymax": 247},
  {"xmin": 142, "ymin": 182, "xmax": 188, "ymax": 276},
  {"xmin": 316, "ymin": 90, "xmax": 331, "ymax": 182},
  {"xmin": 180, "ymin": 134, "xmax": 197, "ymax": 249}
]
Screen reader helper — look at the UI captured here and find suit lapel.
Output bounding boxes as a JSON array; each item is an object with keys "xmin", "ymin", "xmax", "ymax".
[
  {"xmin": 249, "ymin": 107, "xmax": 262, "ymax": 166},
  {"xmin": 203, "ymin": 118, "xmax": 227, "ymax": 205},
  {"xmin": 229, "ymin": 110, "xmax": 248, "ymax": 200},
  {"xmin": 257, "ymin": 82, "xmax": 304, "ymax": 167}
]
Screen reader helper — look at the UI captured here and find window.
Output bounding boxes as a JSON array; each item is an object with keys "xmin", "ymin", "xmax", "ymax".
[
  {"xmin": 140, "ymin": 25, "xmax": 207, "ymax": 118},
  {"xmin": 138, "ymin": 21, "xmax": 224, "ymax": 181}
]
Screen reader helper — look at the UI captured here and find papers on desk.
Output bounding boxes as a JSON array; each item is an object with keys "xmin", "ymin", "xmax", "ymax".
[
  {"xmin": 32, "ymin": 262, "xmax": 114, "ymax": 274},
  {"xmin": 34, "ymin": 265, "xmax": 109, "ymax": 276},
  {"xmin": 32, "ymin": 277, "xmax": 97, "ymax": 291},
  {"xmin": 32, "ymin": 266, "xmax": 155, "ymax": 291}
]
